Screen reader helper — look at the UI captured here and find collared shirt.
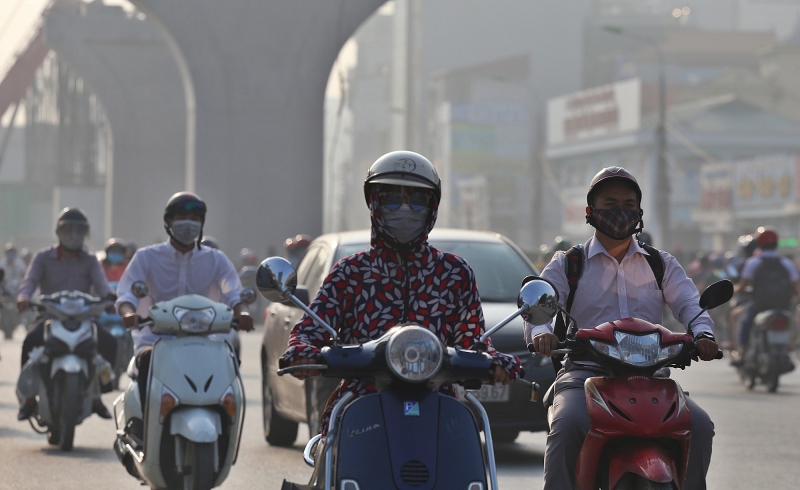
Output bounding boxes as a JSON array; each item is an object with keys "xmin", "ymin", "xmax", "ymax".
[
  {"xmin": 524, "ymin": 235, "xmax": 713, "ymax": 343},
  {"xmin": 17, "ymin": 245, "xmax": 111, "ymax": 300},
  {"xmin": 116, "ymin": 241, "xmax": 243, "ymax": 352},
  {"xmin": 741, "ymin": 250, "xmax": 799, "ymax": 283}
]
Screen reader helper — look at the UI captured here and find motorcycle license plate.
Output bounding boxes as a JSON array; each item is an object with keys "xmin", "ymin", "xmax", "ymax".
[
  {"xmin": 470, "ymin": 384, "xmax": 509, "ymax": 402},
  {"xmin": 766, "ymin": 330, "xmax": 791, "ymax": 344}
]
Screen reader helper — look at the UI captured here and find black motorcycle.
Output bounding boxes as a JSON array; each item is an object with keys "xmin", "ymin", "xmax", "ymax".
[
  {"xmin": 737, "ymin": 308, "xmax": 795, "ymax": 392},
  {"xmin": 256, "ymin": 257, "xmax": 548, "ymax": 490}
]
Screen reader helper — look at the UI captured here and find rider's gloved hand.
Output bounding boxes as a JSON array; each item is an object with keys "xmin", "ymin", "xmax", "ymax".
[
  {"xmin": 235, "ymin": 312, "xmax": 253, "ymax": 332},
  {"xmin": 491, "ymin": 364, "xmax": 511, "ymax": 386},
  {"xmin": 16, "ymin": 298, "xmax": 29, "ymax": 313},
  {"xmin": 695, "ymin": 338, "xmax": 719, "ymax": 361},
  {"xmin": 532, "ymin": 332, "xmax": 559, "ymax": 357}
]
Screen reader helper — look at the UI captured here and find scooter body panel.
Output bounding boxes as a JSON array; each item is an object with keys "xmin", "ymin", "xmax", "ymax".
[
  {"xmin": 576, "ymin": 375, "xmax": 691, "ymax": 490},
  {"xmin": 334, "ymin": 390, "xmax": 487, "ymax": 490},
  {"xmin": 121, "ymin": 335, "xmax": 243, "ymax": 489}
]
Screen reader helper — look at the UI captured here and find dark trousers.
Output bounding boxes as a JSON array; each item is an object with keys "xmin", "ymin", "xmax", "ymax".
[
  {"xmin": 738, "ymin": 305, "xmax": 758, "ymax": 348},
  {"xmin": 21, "ymin": 318, "xmax": 117, "ymax": 368},
  {"xmin": 543, "ymin": 361, "xmax": 714, "ymax": 490}
]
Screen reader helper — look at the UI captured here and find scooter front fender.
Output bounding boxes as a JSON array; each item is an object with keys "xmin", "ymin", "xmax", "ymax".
[
  {"xmin": 169, "ymin": 407, "xmax": 222, "ymax": 443},
  {"xmin": 607, "ymin": 441, "xmax": 679, "ymax": 490},
  {"xmin": 50, "ymin": 354, "xmax": 88, "ymax": 378}
]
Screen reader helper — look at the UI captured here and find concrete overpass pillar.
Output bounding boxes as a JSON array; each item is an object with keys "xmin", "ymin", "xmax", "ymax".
[
  {"xmin": 45, "ymin": 1, "xmax": 187, "ymax": 246},
  {"xmin": 130, "ymin": 0, "xmax": 384, "ymax": 258}
]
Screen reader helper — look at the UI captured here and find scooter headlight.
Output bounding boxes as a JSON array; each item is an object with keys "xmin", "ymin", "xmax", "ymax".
[
  {"xmin": 591, "ymin": 332, "xmax": 673, "ymax": 367},
  {"xmin": 173, "ymin": 307, "xmax": 216, "ymax": 333},
  {"xmin": 386, "ymin": 326, "xmax": 444, "ymax": 383},
  {"xmin": 59, "ymin": 297, "xmax": 86, "ymax": 316}
]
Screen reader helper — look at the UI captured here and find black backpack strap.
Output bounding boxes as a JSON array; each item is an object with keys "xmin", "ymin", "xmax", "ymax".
[
  {"xmin": 549, "ymin": 245, "xmax": 583, "ymax": 373},
  {"xmin": 640, "ymin": 243, "xmax": 665, "ymax": 290}
]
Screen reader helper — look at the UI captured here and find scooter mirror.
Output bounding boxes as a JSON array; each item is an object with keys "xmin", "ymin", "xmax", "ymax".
[
  {"xmin": 256, "ymin": 257, "xmax": 297, "ymax": 302},
  {"xmin": 131, "ymin": 281, "xmax": 149, "ymax": 299},
  {"xmin": 698, "ymin": 279, "xmax": 734, "ymax": 311},
  {"xmin": 240, "ymin": 288, "xmax": 257, "ymax": 305},
  {"xmin": 517, "ymin": 277, "xmax": 559, "ymax": 325}
]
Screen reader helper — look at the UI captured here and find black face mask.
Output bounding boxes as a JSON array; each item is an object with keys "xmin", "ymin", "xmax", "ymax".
[{"xmin": 586, "ymin": 206, "xmax": 643, "ymax": 240}]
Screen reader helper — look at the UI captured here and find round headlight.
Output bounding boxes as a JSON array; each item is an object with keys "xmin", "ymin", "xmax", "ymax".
[
  {"xmin": 385, "ymin": 326, "xmax": 444, "ymax": 383},
  {"xmin": 174, "ymin": 307, "xmax": 216, "ymax": 333}
]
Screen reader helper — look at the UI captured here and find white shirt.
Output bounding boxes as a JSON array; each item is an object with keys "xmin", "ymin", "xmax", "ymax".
[
  {"xmin": 524, "ymin": 235, "xmax": 713, "ymax": 343},
  {"xmin": 741, "ymin": 250, "xmax": 799, "ymax": 283},
  {"xmin": 116, "ymin": 241, "xmax": 243, "ymax": 352},
  {"xmin": 1, "ymin": 257, "xmax": 28, "ymax": 294}
]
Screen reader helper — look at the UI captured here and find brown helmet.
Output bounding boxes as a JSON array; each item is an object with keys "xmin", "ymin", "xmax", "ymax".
[{"xmin": 587, "ymin": 166, "xmax": 642, "ymax": 207}]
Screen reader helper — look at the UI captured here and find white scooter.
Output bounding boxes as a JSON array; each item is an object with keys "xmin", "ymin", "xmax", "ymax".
[
  {"xmin": 113, "ymin": 283, "xmax": 254, "ymax": 490},
  {"xmin": 17, "ymin": 290, "xmax": 114, "ymax": 451}
]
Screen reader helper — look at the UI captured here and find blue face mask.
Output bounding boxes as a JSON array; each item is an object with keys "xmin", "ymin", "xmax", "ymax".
[{"xmin": 106, "ymin": 252, "xmax": 126, "ymax": 265}]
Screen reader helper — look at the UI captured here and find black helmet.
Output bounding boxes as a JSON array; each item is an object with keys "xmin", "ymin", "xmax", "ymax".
[
  {"xmin": 164, "ymin": 192, "xmax": 207, "ymax": 222},
  {"xmin": 587, "ymin": 167, "xmax": 642, "ymax": 207},
  {"xmin": 104, "ymin": 238, "xmax": 127, "ymax": 255},
  {"xmin": 56, "ymin": 207, "xmax": 89, "ymax": 232},
  {"xmin": 363, "ymin": 151, "xmax": 442, "ymax": 205}
]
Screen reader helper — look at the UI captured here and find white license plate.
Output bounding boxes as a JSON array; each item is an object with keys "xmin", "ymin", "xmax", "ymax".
[
  {"xmin": 766, "ymin": 330, "xmax": 791, "ymax": 344},
  {"xmin": 469, "ymin": 384, "xmax": 510, "ymax": 402}
]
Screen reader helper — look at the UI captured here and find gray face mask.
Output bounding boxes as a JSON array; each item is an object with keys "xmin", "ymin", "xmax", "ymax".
[
  {"xmin": 58, "ymin": 232, "xmax": 86, "ymax": 252},
  {"xmin": 171, "ymin": 219, "xmax": 202, "ymax": 246},
  {"xmin": 381, "ymin": 204, "xmax": 429, "ymax": 244}
]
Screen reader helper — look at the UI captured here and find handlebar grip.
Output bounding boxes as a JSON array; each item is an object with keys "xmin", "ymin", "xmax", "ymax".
[{"xmin": 276, "ymin": 364, "xmax": 328, "ymax": 376}]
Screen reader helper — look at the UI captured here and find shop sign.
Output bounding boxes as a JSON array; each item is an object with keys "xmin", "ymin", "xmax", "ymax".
[{"xmin": 733, "ymin": 155, "xmax": 797, "ymax": 213}]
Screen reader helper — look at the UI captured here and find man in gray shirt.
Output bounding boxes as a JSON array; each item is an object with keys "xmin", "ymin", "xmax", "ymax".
[{"xmin": 16, "ymin": 208, "xmax": 116, "ymax": 420}]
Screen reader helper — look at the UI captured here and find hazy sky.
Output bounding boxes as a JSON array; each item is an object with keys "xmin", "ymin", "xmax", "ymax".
[{"xmin": 0, "ymin": 0, "xmax": 50, "ymax": 83}]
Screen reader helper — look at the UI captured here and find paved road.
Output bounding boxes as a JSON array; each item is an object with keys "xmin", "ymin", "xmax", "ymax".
[{"xmin": 1, "ymin": 324, "xmax": 798, "ymax": 489}]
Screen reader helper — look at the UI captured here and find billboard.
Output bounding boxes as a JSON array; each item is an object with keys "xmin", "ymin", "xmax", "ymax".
[
  {"xmin": 547, "ymin": 78, "xmax": 641, "ymax": 146},
  {"xmin": 732, "ymin": 154, "xmax": 798, "ymax": 216}
]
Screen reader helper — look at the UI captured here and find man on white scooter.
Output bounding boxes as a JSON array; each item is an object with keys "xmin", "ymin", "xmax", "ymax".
[
  {"xmin": 116, "ymin": 192, "xmax": 253, "ymax": 406},
  {"xmin": 527, "ymin": 167, "xmax": 719, "ymax": 490}
]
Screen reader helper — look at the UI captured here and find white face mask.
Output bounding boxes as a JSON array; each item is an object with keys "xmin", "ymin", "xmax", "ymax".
[
  {"xmin": 381, "ymin": 204, "xmax": 429, "ymax": 244},
  {"xmin": 171, "ymin": 220, "xmax": 202, "ymax": 246}
]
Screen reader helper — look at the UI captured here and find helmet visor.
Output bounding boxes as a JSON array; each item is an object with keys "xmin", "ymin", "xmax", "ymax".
[
  {"xmin": 367, "ymin": 173, "xmax": 437, "ymax": 190},
  {"xmin": 170, "ymin": 199, "xmax": 206, "ymax": 217}
]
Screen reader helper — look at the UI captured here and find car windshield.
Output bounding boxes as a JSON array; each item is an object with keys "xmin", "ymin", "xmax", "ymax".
[{"xmin": 333, "ymin": 239, "xmax": 535, "ymax": 303}]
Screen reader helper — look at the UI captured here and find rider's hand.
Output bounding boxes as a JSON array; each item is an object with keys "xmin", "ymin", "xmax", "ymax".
[
  {"xmin": 122, "ymin": 312, "xmax": 140, "ymax": 329},
  {"xmin": 695, "ymin": 338, "xmax": 719, "ymax": 361},
  {"xmin": 235, "ymin": 312, "xmax": 253, "ymax": 332},
  {"xmin": 490, "ymin": 364, "xmax": 511, "ymax": 386},
  {"xmin": 532, "ymin": 333, "xmax": 559, "ymax": 357},
  {"xmin": 287, "ymin": 358, "xmax": 321, "ymax": 380},
  {"xmin": 16, "ymin": 298, "xmax": 29, "ymax": 313}
]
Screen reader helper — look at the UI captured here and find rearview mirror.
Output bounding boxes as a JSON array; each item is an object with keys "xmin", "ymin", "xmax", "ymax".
[
  {"xmin": 131, "ymin": 281, "xmax": 149, "ymax": 299},
  {"xmin": 240, "ymin": 288, "xmax": 257, "ymax": 305},
  {"xmin": 256, "ymin": 257, "xmax": 297, "ymax": 302},
  {"xmin": 699, "ymin": 279, "xmax": 734, "ymax": 311},
  {"xmin": 517, "ymin": 277, "xmax": 559, "ymax": 325}
]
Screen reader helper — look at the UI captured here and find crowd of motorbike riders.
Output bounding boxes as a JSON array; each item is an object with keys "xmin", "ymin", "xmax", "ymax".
[{"xmin": 0, "ymin": 150, "xmax": 797, "ymax": 488}]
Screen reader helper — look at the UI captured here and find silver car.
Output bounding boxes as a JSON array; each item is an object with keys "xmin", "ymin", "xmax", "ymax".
[{"xmin": 260, "ymin": 228, "xmax": 555, "ymax": 446}]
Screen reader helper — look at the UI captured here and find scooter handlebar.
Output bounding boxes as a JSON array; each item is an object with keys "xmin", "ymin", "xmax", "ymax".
[{"xmin": 277, "ymin": 364, "xmax": 328, "ymax": 376}]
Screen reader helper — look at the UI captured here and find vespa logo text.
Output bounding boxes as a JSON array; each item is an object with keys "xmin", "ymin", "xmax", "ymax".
[
  {"xmin": 394, "ymin": 158, "xmax": 417, "ymax": 172},
  {"xmin": 348, "ymin": 424, "xmax": 381, "ymax": 438}
]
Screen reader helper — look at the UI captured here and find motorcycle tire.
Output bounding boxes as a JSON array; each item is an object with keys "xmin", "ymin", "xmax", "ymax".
[
  {"xmin": 613, "ymin": 473, "xmax": 675, "ymax": 490},
  {"xmin": 59, "ymin": 372, "xmax": 82, "ymax": 451},
  {"xmin": 262, "ymin": 365, "xmax": 298, "ymax": 446},
  {"xmin": 182, "ymin": 439, "xmax": 215, "ymax": 490},
  {"xmin": 766, "ymin": 357, "xmax": 781, "ymax": 393},
  {"xmin": 46, "ymin": 428, "xmax": 60, "ymax": 446}
]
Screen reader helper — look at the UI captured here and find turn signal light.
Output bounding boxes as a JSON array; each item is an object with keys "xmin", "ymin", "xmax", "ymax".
[
  {"xmin": 160, "ymin": 387, "xmax": 179, "ymax": 423},
  {"xmin": 221, "ymin": 386, "xmax": 236, "ymax": 418}
]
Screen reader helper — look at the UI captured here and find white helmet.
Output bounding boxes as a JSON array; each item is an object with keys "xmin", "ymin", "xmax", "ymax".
[{"xmin": 363, "ymin": 151, "xmax": 441, "ymax": 205}]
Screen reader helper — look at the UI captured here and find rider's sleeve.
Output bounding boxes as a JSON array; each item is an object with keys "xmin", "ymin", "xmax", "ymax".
[
  {"xmin": 279, "ymin": 260, "xmax": 350, "ymax": 367},
  {"xmin": 89, "ymin": 256, "xmax": 112, "ymax": 298},
  {"xmin": 215, "ymin": 251, "xmax": 244, "ymax": 308},
  {"xmin": 448, "ymin": 256, "xmax": 521, "ymax": 380},
  {"xmin": 115, "ymin": 250, "xmax": 145, "ymax": 312},
  {"xmin": 17, "ymin": 252, "xmax": 44, "ymax": 301},
  {"xmin": 661, "ymin": 251, "xmax": 713, "ymax": 338},
  {"xmin": 522, "ymin": 252, "xmax": 569, "ymax": 343}
]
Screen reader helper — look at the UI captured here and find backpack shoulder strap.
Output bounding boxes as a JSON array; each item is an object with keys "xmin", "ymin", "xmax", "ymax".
[
  {"xmin": 641, "ymin": 243, "xmax": 665, "ymax": 290},
  {"xmin": 564, "ymin": 245, "xmax": 584, "ymax": 313}
]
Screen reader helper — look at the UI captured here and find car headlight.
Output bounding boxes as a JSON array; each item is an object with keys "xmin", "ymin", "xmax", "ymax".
[
  {"xmin": 173, "ymin": 307, "xmax": 216, "ymax": 333},
  {"xmin": 386, "ymin": 326, "xmax": 444, "ymax": 383}
]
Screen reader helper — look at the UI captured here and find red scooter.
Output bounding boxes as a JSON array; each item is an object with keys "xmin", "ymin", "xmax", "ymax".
[{"xmin": 529, "ymin": 278, "xmax": 732, "ymax": 490}]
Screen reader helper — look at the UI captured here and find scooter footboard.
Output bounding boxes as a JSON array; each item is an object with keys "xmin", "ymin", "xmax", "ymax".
[{"xmin": 334, "ymin": 391, "xmax": 487, "ymax": 490}]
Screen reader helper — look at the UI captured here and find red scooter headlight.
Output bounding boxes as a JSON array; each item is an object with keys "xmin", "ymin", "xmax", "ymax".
[{"xmin": 590, "ymin": 331, "xmax": 684, "ymax": 367}]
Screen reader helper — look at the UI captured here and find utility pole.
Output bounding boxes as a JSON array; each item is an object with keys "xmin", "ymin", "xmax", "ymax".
[{"xmin": 602, "ymin": 25, "xmax": 670, "ymax": 249}]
